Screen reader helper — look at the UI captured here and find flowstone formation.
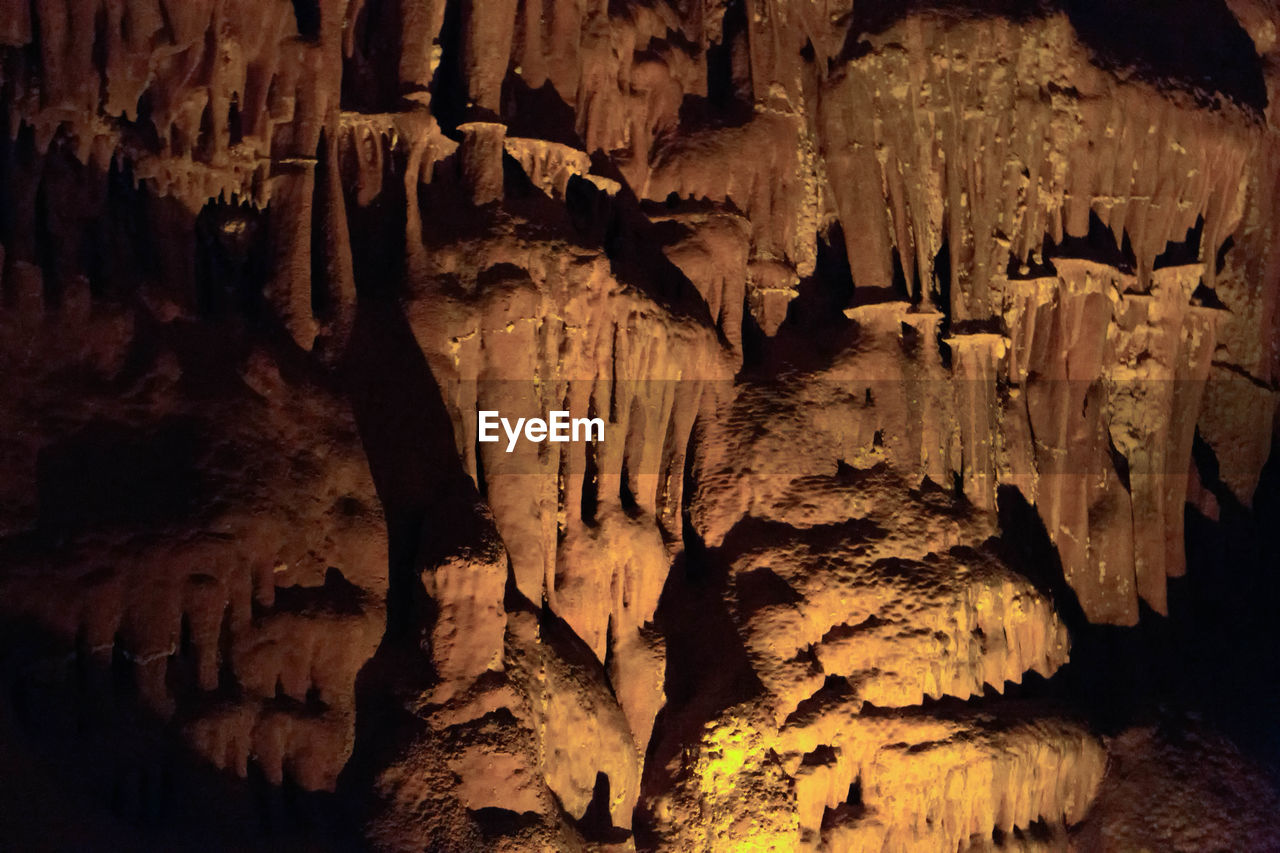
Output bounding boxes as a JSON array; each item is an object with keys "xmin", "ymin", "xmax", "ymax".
[{"xmin": 1, "ymin": 0, "xmax": 1279, "ymax": 850}]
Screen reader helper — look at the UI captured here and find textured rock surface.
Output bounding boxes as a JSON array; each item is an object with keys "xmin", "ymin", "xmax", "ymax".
[
  {"xmin": 1, "ymin": 0, "xmax": 1279, "ymax": 850},
  {"xmin": 1078, "ymin": 719, "xmax": 1280, "ymax": 851},
  {"xmin": 648, "ymin": 701, "xmax": 1106, "ymax": 852}
]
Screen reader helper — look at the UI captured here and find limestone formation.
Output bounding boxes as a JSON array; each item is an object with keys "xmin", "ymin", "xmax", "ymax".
[{"xmin": 1, "ymin": 0, "xmax": 1279, "ymax": 850}]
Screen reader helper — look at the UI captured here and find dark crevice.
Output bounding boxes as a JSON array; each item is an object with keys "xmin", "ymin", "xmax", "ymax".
[
  {"xmin": 1209, "ymin": 358, "xmax": 1274, "ymax": 390},
  {"xmin": 635, "ymin": 440, "xmax": 763, "ymax": 845},
  {"xmin": 1190, "ymin": 279, "xmax": 1227, "ymax": 310},
  {"xmin": 539, "ymin": 602, "xmax": 619, "ymax": 703},
  {"xmin": 1153, "ymin": 216, "xmax": 1204, "ymax": 270},
  {"xmin": 783, "ymin": 675, "xmax": 858, "ymax": 728},
  {"xmin": 581, "ymin": 398, "xmax": 601, "ymax": 525},
  {"xmin": 500, "ymin": 77, "xmax": 584, "ymax": 149},
  {"xmin": 995, "ymin": 484, "xmax": 1088, "ymax": 630},
  {"xmin": 291, "ymin": 0, "xmax": 321, "ymax": 41},
  {"xmin": 715, "ymin": 515, "xmax": 890, "ymax": 569},
  {"xmin": 706, "ymin": 0, "xmax": 752, "ymax": 108},
  {"xmin": 32, "ymin": 154, "xmax": 56, "ymax": 306},
  {"xmin": 196, "ymin": 100, "xmax": 214, "ymax": 159},
  {"xmin": 932, "ymin": 240, "xmax": 953, "ymax": 368},
  {"xmin": 343, "ymin": 296, "xmax": 469, "ymax": 639},
  {"xmin": 1215, "ymin": 235, "xmax": 1236, "ymax": 274},
  {"xmin": 1050, "ymin": 210, "xmax": 1137, "ymax": 274},
  {"xmin": 227, "ymin": 97, "xmax": 243, "ymax": 147},
  {"xmin": 890, "ymin": 248, "xmax": 910, "ymax": 301},
  {"xmin": 195, "ymin": 197, "xmax": 268, "ymax": 318},
  {"xmin": 470, "ymin": 807, "xmax": 542, "ymax": 837},
  {"xmin": 342, "ymin": 130, "xmax": 408, "ymax": 299},
  {"xmin": 578, "ymin": 772, "xmax": 631, "ymax": 843},
  {"xmin": 619, "ymin": 457, "xmax": 640, "ymax": 517},
  {"xmin": 340, "ymin": 0, "xmax": 403, "ymax": 112},
  {"xmin": 273, "ymin": 568, "xmax": 367, "ymax": 618},
  {"xmin": 1107, "ymin": 434, "xmax": 1131, "ymax": 492},
  {"xmin": 735, "ymin": 565, "xmax": 804, "ymax": 615},
  {"xmin": 800, "ymin": 744, "xmax": 839, "ymax": 767},
  {"xmin": 429, "ymin": 0, "xmax": 468, "ymax": 133},
  {"xmin": 1006, "ymin": 248, "xmax": 1058, "ymax": 280},
  {"xmin": 820, "ymin": 778, "xmax": 865, "ymax": 832}
]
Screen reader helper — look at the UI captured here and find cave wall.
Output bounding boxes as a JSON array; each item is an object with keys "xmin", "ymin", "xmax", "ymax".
[{"xmin": 1, "ymin": 0, "xmax": 1279, "ymax": 850}]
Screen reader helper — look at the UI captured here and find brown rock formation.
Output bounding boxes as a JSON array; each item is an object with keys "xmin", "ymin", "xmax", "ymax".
[{"xmin": 1, "ymin": 0, "xmax": 1279, "ymax": 850}]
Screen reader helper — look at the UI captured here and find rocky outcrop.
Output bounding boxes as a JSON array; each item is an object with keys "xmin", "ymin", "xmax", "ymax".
[
  {"xmin": 1, "ymin": 0, "xmax": 1279, "ymax": 850},
  {"xmin": 0, "ymin": 320, "xmax": 388, "ymax": 791},
  {"xmin": 649, "ymin": 700, "xmax": 1105, "ymax": 853}
]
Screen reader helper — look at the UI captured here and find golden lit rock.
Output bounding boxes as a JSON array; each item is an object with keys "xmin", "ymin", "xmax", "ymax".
[{"xmin": 0, "ymin": 0, "xmax": 1277, "ymax": 849}]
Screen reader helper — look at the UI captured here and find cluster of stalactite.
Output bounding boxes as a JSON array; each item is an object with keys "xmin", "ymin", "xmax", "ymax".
[{"xmin": 1, "ymin": 0, "xmax": 1278, "ymax": 849}]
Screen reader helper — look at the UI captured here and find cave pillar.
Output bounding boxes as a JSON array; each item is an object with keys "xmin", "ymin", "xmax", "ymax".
[{"xmin": 457, "ymin": 122, "xmax": 507, "ymax": 206}]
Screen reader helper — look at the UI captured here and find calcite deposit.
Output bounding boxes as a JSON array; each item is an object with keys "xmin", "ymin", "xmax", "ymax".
[{"xmin": 1, "ymin": 0, "xmax": 1279, "ymax": 850}]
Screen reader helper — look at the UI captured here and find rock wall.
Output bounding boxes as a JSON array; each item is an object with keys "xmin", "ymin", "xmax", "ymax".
[{"xmin": 1, "ymin": 0, "xmax": 1278, "ymax": 850}]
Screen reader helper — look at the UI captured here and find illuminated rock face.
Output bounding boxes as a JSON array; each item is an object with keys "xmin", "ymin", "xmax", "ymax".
[{"xmin": 1, "ymin": 0, "xmax": 1279, "ymax": 850}]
